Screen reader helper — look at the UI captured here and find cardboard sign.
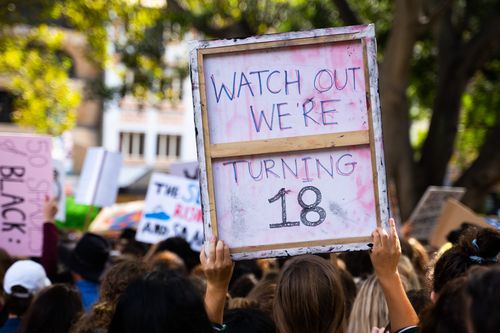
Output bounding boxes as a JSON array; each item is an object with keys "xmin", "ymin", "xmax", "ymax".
[
  {"xmin": 0, "ymin": 134, "xmax": 52, "ymax": 257},
  {"xmin": 52, "ymin": 159, "xmax": 66, "ymax": 222},
  {"xmin": 170, "ymin": 161, "xmax": 199, "ymax": 180},
  {"xmin": 135, "ymin": 173, "xmax": 203, "ymax": 251},
  {"xmin": 75, "ymin": 148, "xmax": 123, "ymax": 207},
  {"xmin": 408, "ymin": 186, "xmax": 465, "ymax": 241},
  {"xmin": 190, "ymin": 24, "xmax": 389, "ymax": 260},
  {"xmin": 430, "ymin": 198, "xmax": 498, "ymax": 248}
]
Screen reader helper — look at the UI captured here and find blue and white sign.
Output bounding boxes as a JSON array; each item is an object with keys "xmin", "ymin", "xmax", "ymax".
[{"xmin": 135, "ymin": 173, "xmax": 203, "ymax": 251}]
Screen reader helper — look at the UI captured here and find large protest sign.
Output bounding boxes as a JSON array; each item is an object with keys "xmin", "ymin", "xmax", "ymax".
[
  {"xmin": 408, "ymin": 186, "xmax": 465, "ymax": 242},
  {"xmin": 135, "ymin": 173, "xmax": 203, "ymax": 251},
  {"xmin": 75, "ymin": 148, "xmax": 123, "ymax": 207},
  {"xmin": 0, "ymin": 134, "xmax": 52, "ymax": 257},
  {"xmin": 190, "ymin": 24, "xmax": 389, "ymax": 260}
]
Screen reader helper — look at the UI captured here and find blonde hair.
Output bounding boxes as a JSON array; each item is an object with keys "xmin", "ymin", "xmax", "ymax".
[
  {"xmin": 347, "ymin": 275, "xmax": 389, "ymax": 333},
  {"xmin": 274, "ymin": 255, "xmax": 345, "ymax": 333},
  {"xmin": 347, "ymin": 270, "xmax": 412, "ymax": 333}
]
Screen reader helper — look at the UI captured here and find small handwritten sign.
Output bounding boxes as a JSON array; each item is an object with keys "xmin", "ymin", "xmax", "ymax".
[
  {"xmin": 408, "ymin": 186, "xmax": 466, "ymax": 242},
  {"xmin": 190, "ymin": 24, "xmax": 389, "ymax": 259},
  {"xmin": 0, "ymin": 134, "xmax": 52, "ymax": 257},
  {"xmin": 135, "ymin": 173, "xmax": 203, "ymax": 251}
]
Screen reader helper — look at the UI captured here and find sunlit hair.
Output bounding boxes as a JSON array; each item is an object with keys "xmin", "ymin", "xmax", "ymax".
[
  {"xmin": 347, "ymin": 275, "xmax": 389, "ymax": 333},
  {"xmin": 273, "ymin": 255, "xmax": 345, "ymax": 333},
  {"xmin": 347, "ymin": 269, "xmax": 412, "ymax": 333}
]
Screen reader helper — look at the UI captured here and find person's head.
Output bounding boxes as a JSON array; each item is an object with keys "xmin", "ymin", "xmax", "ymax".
[
  {"xmin": 230, "ymin": 273, "xmax": 258, "ymax": 298},
  {"xmin": 433, "ymin": 227, "xmax": 500, "ymax": 294},
  {"xmin": 68, "ymin": 233, "xmax": 110, "ymax": 283},
  {"xmin": 149, "ymin": 251, "xmax": 187, "ymax": 276},
  {"xmin": 73, "ymin": 259, "xmax": 147, "ymax": 332},
  {"xmin": 3, "ymin": 260, "xmax": 51, "ymax": 317},
  {"xmin": 247, "ymin": 273, "xmax": 277, "ymax": 318},
  {"xmin": 400, "ymin": 237, "xmax": 429, "ymax": 287},
  {"xmin": 338, "ymin": 268, "xmax": 356, "ymax": 320},
  {"xmin": 406, "ymin": 289, "xmax": 431, "ymax": 318},
  {"xmin": 19, "ymin": 284, "xmax": 83, "ymax": 333},
  {"xmin": 466, "ymin": 266, "xmax": 500, "ymax": 333},
  {"xmin": 346, "ymin": 275, "xmax": 389, "ymax": 333},
  {"xmin": 154, "ymin": 237, "xmax": 199, "ymax": 273},
  {"xmin": 338, "ymin": 251, "xmax": 373, "ymax": 280},
  {"xmin": 109, "ymin": 270, "xmax": 212, "ymax": 333},
  {"xmin": 224, "ymin": 308, "xmax": 276, "ymax": 333},
  {"xmin": 274, "ymin": 255, "xmax": 345, "ymax": 333},
  {"xmin": 419, "ymin": 277, "xmax": 469, "ymax": 333}
]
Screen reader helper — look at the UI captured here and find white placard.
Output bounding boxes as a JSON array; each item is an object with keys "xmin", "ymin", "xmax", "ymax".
[
  {"xmin": 135, "ymin": 173, "xmax": 203, "ymax": 251},
  {"xmin": 52, "ymin": 159, "xmax": 66, "ymax": 221},
  {"xmin": 170, "ymin": 161, "xmax": 199, "ymax": 180},
  {"xmin": 75, "ymin": 148, "xmax": 123, "ymax": 207}
]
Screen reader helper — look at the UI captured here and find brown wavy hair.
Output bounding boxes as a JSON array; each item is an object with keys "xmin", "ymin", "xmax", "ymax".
[
  {"xmin": 72, "ymin": 259, "xmax": 147, "ymax": 333},
  {"xmin": 274, "ymin": 255, "xmax": 346, "ymax": 333}
]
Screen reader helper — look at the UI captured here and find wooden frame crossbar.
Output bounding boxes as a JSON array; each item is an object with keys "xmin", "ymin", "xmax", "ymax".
[
  {"xmin": 210, "ymin": 130, "xmax": 369, "ymax": 159},
  {"xmin": 232, "ymin": 236, "xmax": 372, "ymax": 253}
]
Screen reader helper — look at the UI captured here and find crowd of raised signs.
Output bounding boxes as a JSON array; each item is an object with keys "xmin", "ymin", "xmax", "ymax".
[{"xmin": 0, "ymin": 197, "xmax": 499, "ymax": 333}]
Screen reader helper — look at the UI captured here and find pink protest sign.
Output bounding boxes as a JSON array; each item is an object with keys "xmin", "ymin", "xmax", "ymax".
[
  {"xmin": 190, "ymin": 24, "xmax": 389, "ymax": 260},
  {"xmin": 0, "ymin": 134, "xmax": 52, "ymax": 257}
]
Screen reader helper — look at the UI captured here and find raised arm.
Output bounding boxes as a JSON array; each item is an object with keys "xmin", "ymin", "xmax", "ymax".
[
  {"xmin": 41, "ymin": 195, "xmax": 59, "ymax": 278},
  {"xmin": 370, "ymin": 218, "xmax": 419, "ymax": 333},
  {"xmin": 200, "ymin": 237, "xmax": 234, "ymax": 325}
]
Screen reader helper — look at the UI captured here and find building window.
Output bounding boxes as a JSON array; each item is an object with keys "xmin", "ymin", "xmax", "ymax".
[
  {"xmin": 156, "ymin": 134, "xmax": 181, "ymax": 159},
  {"xmin": 119, "ymin": 132, "xmax": 145, "ymax": 159}
]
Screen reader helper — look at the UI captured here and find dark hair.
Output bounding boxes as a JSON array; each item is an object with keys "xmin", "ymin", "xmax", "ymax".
[
  {"xmin": 338, "ymin": 250, "xmax": 373, "ymax": 279},
  {"xmin": 5, "ymin": 286, "xmax": 33, "ymax": 316},
  {"xmin": 109, "ymin": 270, "xmax": 212, "ymax": 333},
  {"xmin": 230, "ymin": 274, "xmax": 258, "ymax": 298},
  {"xmin": 406, "ymin": 289, "xmax": 431, "ymax": 317},
  {"xmin": 419, "ymin": 277, "xmax": 468, "ymax": 333},
  {"xmin": 433, "ymin": 227, "xmax": 500, "ymax": 293},
  {"xmin": 155, "ymin": 237, "xmax": 199, "ymax": 272},
  {"xmin": 224, "ymin": 308, "xmax": 276, "ymax": 333},
  {"xmin": 18, "ymin": 284, "xmax": 83, "ymax": 333},
  {"xmin": 467, "ymin": 266, "xmax": 500, "ymax": 333},
  {"xmin": 339, "ymin": 268, "xmax": 357, "ymax": 319},
  {"xmin": 73, "ymin": 260, "xmax": 147, "ymax": 333}
]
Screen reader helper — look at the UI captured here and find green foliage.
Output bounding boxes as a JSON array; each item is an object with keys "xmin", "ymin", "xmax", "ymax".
[
  {"xmin": 0, "ymin": 26, "xmax": 80, "ymax": 135},
  {"xmin": 454, "ymin": 63, "xmax": 500, "ymax": 170}
]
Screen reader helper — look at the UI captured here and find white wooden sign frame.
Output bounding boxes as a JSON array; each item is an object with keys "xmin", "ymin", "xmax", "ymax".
[{"xmin": 190, "ymin": 24, "xmax": 389, "ymax": 260}]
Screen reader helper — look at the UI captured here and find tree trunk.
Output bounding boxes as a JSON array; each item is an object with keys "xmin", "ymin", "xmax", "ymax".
[
  {"xmin": 379, "ymin": 0, "xmax": 421, "ymax": 220},
  {"xmin": 455, "ymin": 123, "xmax": 500, "ymax": 210}
]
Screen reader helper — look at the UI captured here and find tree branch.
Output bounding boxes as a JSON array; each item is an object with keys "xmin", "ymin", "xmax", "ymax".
[
  {"xmin": 419, "ymin": 0, "xmax": 456, "ymax": 26},
  {"xmin": 455, "ymin": 122, "xmax": 500, "ymax": 210},
  {"xmin": 166, "ymin": 0, "xmax": 254, "ymax": 38},
  {"xmin": 330, "ymin": 0, "xmax": 361, "ymax": 26},
  {"xmin": 419, "ymin": 11, "xmax": 500, "ymax": 190}
]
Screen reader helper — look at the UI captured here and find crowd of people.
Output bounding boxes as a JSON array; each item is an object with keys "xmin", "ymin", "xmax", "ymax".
[{"xmin": 0, "ymin": 197, "xmax": 499, "ymax": 333}]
